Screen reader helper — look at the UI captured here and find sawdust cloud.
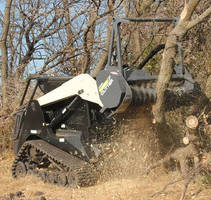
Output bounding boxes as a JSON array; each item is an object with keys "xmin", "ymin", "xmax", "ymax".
[{"xmin": 98, "ymin": 106, "xmax": 161, "ymax": 182}]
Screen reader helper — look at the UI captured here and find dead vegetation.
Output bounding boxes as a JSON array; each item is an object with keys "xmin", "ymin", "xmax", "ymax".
[
  {"xmin": 0, "ymin": 144, "xmax": 211, "ymax": 200},
  {"xmin": 0, "ymin": 84, "xmax": 210, "ymax": 200},
  {"xmin": 0, "ymin": 0, "xmax": 210, "ymax": 199},
  {"xmin": 0, "ymin": 102, "xmax": 211, "ymax": 200}
]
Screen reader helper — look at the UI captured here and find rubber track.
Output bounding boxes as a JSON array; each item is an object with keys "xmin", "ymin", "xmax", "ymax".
[{"xmin": 12, "ymin": 140, "xmax": 98, "ymax": 187}]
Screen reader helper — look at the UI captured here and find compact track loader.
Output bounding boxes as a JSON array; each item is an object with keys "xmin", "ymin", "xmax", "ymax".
[{"xmin": 12, "ymin": 17, "xmax": 198, "ymax": 187}]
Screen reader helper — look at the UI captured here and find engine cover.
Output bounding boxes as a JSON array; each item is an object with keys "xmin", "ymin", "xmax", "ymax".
[{"xmin": 96, "ymin": 67, "xmax": 132, "ymax": 113}]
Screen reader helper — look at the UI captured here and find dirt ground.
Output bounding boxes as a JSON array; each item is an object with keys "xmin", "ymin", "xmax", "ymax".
[{"xmin": 0, "ymin": 153, "xmax": 211, "ymax": 200}]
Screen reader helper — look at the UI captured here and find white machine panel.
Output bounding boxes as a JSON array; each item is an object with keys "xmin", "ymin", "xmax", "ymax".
[{"xmin": 37, "ymin": 74, "xmax": 103, "ymax": 107}]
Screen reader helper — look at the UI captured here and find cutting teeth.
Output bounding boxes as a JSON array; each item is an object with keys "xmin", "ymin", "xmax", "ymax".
[{"xmin": 131, "ymin": 86, "xmax": 157, "ymax": 105}]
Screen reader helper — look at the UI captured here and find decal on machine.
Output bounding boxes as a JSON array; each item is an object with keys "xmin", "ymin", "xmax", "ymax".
[
  {"xmin": 59, "ymin": 138, "xmax": 65, "ymax": 142},
  {"xmin": 110, "ymin": 71, "xmax": 118, "ymax": 75},
  {"xmin": 30, "ymin": 130, "xmax": 41, "ymax": 134},
  {"xmin": 98, "ymin": 75, "xmax": 114, "ymax": 96}
]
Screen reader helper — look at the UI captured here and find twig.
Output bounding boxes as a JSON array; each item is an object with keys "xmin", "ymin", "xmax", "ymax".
[
  {"xmin": 147, "ymin": 163, "xmax": 203, "ymax": 199},
  {"xmin": 149, "ymin": 176, "xmax": 185, "ymax": 198},
  {"xmin": 179, "ymin": 164, "xmax": 201, "ymax": 200},
  {"xmin": 179, "ymin": 173, "xmax": 194, "ymax": 200}
]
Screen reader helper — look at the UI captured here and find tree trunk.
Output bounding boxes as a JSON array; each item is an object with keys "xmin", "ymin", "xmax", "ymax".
[
  {"xmin": 153, "ymin": 0, "xmax": 211, "ymax": 124},
  {"xmin": 0, "ymin": 0, "xmax": 12, "ymax": 108},
  {"xmin": 62, "ymin": 0, "xmax": 77, "ymax": 74},
  {"xmin": 91, "ymin": 0, "xmax": 115, "ymax": 77},
  {"xmin": 82, "ymin": 8, "xmax": 98, "ymax": 73},
  {"xmin": 152, "ymin": 30, "xmax": 177, "ymax": 123}
]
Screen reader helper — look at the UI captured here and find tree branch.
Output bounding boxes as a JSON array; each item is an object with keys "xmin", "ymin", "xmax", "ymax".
[
  {"xmin": 180, "ymin": 0, "xmax": 200, "ymax": 21},
  {"xmin": 187, "ymin": 6, "xmax": 211, "ymax": 30}
]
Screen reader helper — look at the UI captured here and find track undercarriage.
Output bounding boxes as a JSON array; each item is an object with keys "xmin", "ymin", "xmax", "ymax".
[{"xmin": 12, "ymin": 140, "xmax": 98, "ymax": 187}]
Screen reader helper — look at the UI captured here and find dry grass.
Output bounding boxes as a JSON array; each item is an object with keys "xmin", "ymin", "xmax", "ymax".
[{"xmin": 0, "ymin": 155, "xmax": 211, "ymax": 200}]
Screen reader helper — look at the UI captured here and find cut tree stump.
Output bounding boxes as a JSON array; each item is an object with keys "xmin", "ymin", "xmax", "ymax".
[
  {"xmin": 186, "ymin": 115, "xmax": 198, "ymax": 129},
  {"xmin": 185, "ymin": 115, "xmax": 199, "ymax": 135}
]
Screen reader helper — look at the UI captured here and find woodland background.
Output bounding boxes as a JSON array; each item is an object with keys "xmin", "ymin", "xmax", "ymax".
[{"xmin": 0, "ymin": 1, "xmax": 211, "ymax": 199}]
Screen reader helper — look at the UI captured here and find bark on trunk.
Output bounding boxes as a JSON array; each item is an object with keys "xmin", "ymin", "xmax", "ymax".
[
  {"xmin": 82, "ymin": 8, "xmax": 97, "ymax": 73},
  {"xmin": 0, "ymin": 0, "xmax": 12, "ymax": 108},
  {"xmin": 152, "ymin": 31, "xmax": 177, "ymax": 123},
  {"xmin": 153, "ymin": 0, "xmax": 211, "ymax": 124},
  {"xmin": 91, "ymin": 0, "xmax": 115, "ymax": 77},
  {"xmin": 63, "ymin": 0, "xmax": 77, "ymax": 74}
]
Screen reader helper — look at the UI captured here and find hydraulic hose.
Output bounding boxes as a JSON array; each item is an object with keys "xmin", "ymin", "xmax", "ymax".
[{"xmin": 138, "ymin": 44, "xmax": 165, "ymax": 69}]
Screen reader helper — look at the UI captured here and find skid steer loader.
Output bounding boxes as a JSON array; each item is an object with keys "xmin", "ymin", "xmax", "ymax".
[{"xmin": 12, "ymin": 17, "xmax": 198, "ymax": 187}]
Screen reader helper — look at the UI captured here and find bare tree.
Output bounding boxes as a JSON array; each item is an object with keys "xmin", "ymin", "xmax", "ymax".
[
  {"xmin": 82, "ymin": 5, "xmax": 98, "ymax": 73},
  {"xmin": 92, "ymin": 0, "xmax": 124, "ymax": 77},
  {"xmin": 0, "ymin": 0, "xmax": 12, "ymax": 108},
  {"xmin": 153, "ymin": 0, "xmax": 211, "ymax": 123}
]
